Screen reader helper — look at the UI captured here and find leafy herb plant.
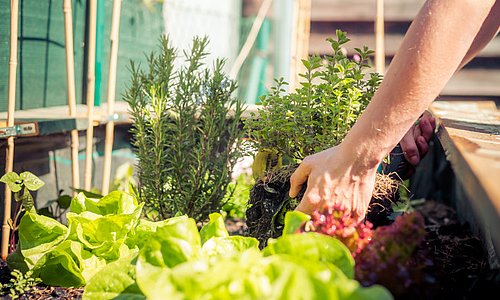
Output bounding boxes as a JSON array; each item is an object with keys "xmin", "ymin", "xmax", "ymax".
[
  {"xmin": 244, "ymin": 30, "xmax": 389, "ymax": 248},
  {"xmin": 245, "ymin": 29, "xmax": 382, "ymax": 163},
  {"xmin": 125, "ymin": 36, "xmax": 245, "ymax": 222}
]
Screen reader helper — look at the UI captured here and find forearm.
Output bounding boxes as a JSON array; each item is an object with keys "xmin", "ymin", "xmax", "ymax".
[
  {"xmin": 458, "ymin": 0, "xmax": 500, "ymax": 71},
  {"xmin": 341, "ymin": 0, "xmax": 495, "ymax": 170}
]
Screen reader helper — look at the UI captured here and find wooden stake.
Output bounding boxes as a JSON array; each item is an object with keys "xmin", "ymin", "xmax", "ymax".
[
  {"xmin": 84, "ymin": 0, "xmax": 97, "ymax": 190},
  {"xmin": 63, "ymin": 0, "xmax": 80, "ymax": 196},
  {"xmin": 375, "ymin": 0, "xmax": 385, "ymax": 74},
  {"xmin": 101, "ymin": 0, "xmax": 122, "ymax": 195},
  {"xmin": 289, "ymin": 0, "xmax": 311, "ymax": 91},
  {"xmin": 229, "ymin": 0, "xmax": 272, "ymax": 80},
  {"xmin": 2, "ymin": 0, "xmax": 19, "ymax": 261}
]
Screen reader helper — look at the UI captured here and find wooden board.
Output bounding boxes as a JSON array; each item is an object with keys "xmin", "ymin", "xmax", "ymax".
[
  {"xmin": 310, "ymin": 32, "xmax": 500, "ymax": 58},
  {"xmin": 430, "ymin": 100, "xmax": 500, "ymax": 255},
  {"xmin": 311, "ymin": 0, "xmax": 425, "ymax": 22}
]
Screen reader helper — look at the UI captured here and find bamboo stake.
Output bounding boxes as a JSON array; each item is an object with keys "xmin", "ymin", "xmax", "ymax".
[
  {"xmin": 375, "ymin": 0, "xmax": 385, "ymax": 74},
  {"xmin": 63, "ymin": 0, "xmax": 80, "ymax": 196},
  {"xmin": 84, "ymin": 0, "xmax": 97, "ymax": 190},
  {"xmin": 289, "ymin": 0, "xmax": 311, "ymax": 91},
  {"xmin": 2, "ymin": 0, "xmax": 19, "ymax": 261},
  {"xmin": 101, "ymin": 0, "xmax": 122, "ymax": 195},
  {"xmin": 229, "ymin": 0, "xmax": 272, "ymax": 80}
]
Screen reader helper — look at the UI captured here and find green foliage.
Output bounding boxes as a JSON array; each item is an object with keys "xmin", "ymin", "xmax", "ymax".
[
  {"xmin": 125, "ymin": 35, "xmax": 246, "ymax": 223},
  {"xmin": 0, "ymin": 171, "xmax": 45, "ymax": 254},
  {"xmin": 245, "ymin": 30, "xmax": 382, "ymax": 162},
  {"xmin": 0, "ymin": 171, "xmax": 44, "ymax": 212},
  {"xmin": 0, "ymin": 269, "xmax": 41, "ymax": 299},
  {"xmin": 11, "ymin": 191, "xmax": 392, "ymax": 299}
]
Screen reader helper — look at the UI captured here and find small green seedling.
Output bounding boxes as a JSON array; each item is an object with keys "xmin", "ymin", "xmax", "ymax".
[{"xmin": 0, "ymin": 171, "xmax": 44, "ymax": 252}]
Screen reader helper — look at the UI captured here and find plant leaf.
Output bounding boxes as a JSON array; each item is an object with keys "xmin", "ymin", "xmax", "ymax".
[
  {"xmin": 20, "ymin": 171, "xmax": 45, "ymax": 191},
  {"xmin": 83, "ymin": 254, "xmax": 144, "ymax": 300},
  {"xmin": 0, "ymin": 172, "xmax": 22, "ymax": 192},
  {"xmin": 199, "ymin": 213, "xmax": 229, "ymax": 244},
  {"xmin": 263, "ymin": 232, "xmax": 355, "ymax": 279},
  {"xmin": 57, "ymin": 195, "xmax": 73, "ymax": 209},
  {"xmin": 283, "ymin": 211, "xmax": 310, "ymax": 235},
  {"xmin": 201, "ymin": 236, "xmax": 259, "ymax": 257},
  {"xmin": 20, "ymin": 187, "xmax": 35, "ymax": 210},
  {"xmin": 18, "ymin": 211, "xmax": 69, "ymax": 268}
]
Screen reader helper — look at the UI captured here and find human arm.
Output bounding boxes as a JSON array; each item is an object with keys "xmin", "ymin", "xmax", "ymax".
[
  {"xmin": 399, "ymin": 0, "xmax": 499, "ymax": 170},
  {"xmin": 289, "ymin": 0, "xmax": 498, "ymax": 219}
]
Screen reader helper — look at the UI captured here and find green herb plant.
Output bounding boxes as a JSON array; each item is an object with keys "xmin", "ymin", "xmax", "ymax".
[
  {"xmin": 0, "ymin": 171, "xmax": 44, "ymax": 253},
  {"xmin": 125, "ymin": 35, "xmax": 245, "ymax": 223},
  {"xmin": 245, "ymin": 30, "xmax": 382, "ymax": 168},
  {"xmin": 0, "ymin": 269, "xmax": 41, "ymax": 299}
]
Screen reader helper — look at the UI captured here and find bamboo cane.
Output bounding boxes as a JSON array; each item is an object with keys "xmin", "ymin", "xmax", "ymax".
[
  {"xmin": 229, "ymin": 0, "xmax": 273, "ymax": 80},
  {"xmin": 375, "ymin": 0, "xmax": 385, "ymax": 74},
  {"xmin": 84, "ymin": 0, "xmax": 97, "ymax": 190},
  {"xmin": 289, "ymin": 0, "xmax": 311, "ymax": 91},
  {"xmin": 63, "ymin": 0, "xmax": 80, "ymax": 196},
  {"xmin": 2, "ymin": 0, "xmax": 19, "ymax": 261},
  {"xmin": 101, "ymin": 0, "xmax": 122, "ymax": 195}
]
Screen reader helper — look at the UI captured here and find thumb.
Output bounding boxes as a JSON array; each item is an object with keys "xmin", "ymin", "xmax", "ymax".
[{"xmin": 289, "ymin": 164, "xmax": 309, "ymax": 198}]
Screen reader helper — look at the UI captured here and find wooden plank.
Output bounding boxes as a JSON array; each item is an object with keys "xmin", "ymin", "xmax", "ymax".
[
  {"xmin": 310, "ymin": 32, "xmax": 500, "ymax": 58},
  {"xmin": 311, "ymin": 0, "xmax": 425, "ymax": 22},
  {"xmin": 443, "ymin": 69, "xmax": 500, "ymax": 97},
  {"xmin": 0, "ymin": 101, "xmax": 131, "ymax": 126},
  {"xmin": 430, "ymin": 100, "xmax": 500, "ymax": 256}
]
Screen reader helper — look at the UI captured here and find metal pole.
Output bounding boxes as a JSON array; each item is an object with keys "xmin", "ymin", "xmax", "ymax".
[
  {"xmin": 63, "ymin": 0, "xmax": 80, "ymax": 196},
  {"xmin": 101, "ymin": 0, "xmax": 122, "ymax": 195},
  {"xmin": 2, "ymin": 0, "xmax": 19, "ymax": 261},
  {"xmin": 84, "ymin": 0, "xmax": 97, "ymax": 190}
]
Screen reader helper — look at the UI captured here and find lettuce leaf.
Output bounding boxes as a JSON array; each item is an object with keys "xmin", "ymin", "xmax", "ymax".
[
  {"xmin": 199, "ymin": 212, "xmax": 229, "ymax": 244},
  {"xmin": 263, "ymin": 232, "xmax": 355, "ymax": 279},
  {"xmin": 70, "ymin": 191, "xmax": 139, "ymax": 215},
  {"xmin": 138, "ymin": 216, "xmax": 201, "ymax": 268},
  {"xmin": 83, "ymin": 254, "xmax": 145, "ymax": 300},
  {"xmin": 32, "ymin": 240, "xmax": 106, "ymax": 287},
  {"xmin": 67, "ymin": 204, "xmax": 142, "ymax": 260},
  {"xmin": 18, "ymin": 211, "xmax": 69, "ymax": 268}
]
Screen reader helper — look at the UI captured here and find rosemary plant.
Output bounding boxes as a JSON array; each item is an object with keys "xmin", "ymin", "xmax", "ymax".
[{"xmin": 125, "ymin": 36, "xmax": 245, "ymax": 222}]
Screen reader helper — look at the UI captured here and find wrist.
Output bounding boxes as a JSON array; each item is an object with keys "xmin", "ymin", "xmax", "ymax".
[{"xmin": 336, "ymin": 141, "xmax": 384, "ymax": 175}]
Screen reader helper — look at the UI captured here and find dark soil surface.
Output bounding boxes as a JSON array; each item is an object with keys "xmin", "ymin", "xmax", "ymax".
[
  {"xmin": 1, "ymin": 199, "xmax": 498, "ymax": 299},
  {"xmin": 402, "ymin": 200, "xmax": 500, "ymax": 300}
]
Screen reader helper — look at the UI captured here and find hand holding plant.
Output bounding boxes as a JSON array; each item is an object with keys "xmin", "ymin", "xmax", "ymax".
[{"xmin": 290, "ymin": 143, "xmax": 379, "ymax": 221}]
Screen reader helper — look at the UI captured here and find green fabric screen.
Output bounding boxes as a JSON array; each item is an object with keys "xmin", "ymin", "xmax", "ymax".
[{"xmin": 0, "ymin": 0, "xmax": 164, "ymax": 112}]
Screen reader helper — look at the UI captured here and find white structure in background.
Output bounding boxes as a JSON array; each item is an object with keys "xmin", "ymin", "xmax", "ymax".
[{"xmin": 163, "ymin": 0, "xmax": 241, "ymax": 73}]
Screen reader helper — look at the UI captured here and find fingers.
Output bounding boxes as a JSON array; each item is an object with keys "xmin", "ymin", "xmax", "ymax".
[
  {"xmin": 400, "ymin": 130, "xmax": 420, "ymax": 166},
  {"xmin": 289, "ymin": 163, "xmax": 309, "ymax": 198},
  {"xmin": 416, "ymin": 135, "xmax": 429, "ymax": 157},
  {"xmin": 419, "ymin": 117, "xmax": 435, "ymax": 142}
]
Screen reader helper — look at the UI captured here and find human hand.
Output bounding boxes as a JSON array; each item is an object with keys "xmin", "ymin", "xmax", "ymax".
[
  {"xmin": 399, "ymin": 111, "xmax": 436, "ymax": 176},
  {"xmin": 289, "ymin": 145, "xmax": 378, "ymax": 222}
]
